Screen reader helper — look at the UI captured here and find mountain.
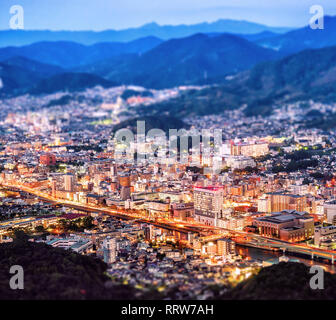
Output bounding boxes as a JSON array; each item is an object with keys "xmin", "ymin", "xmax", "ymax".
[
  {"xmin": 258, "ymin": 16, "xmax": 336, "ymax": 54},
  {"xmin": 28, "ymin": 72, "xmax": 116, "ymax": 95},
  {"xmin": 2, "ymin": 56, "xmax": 64, "ymax": 78},
  {"xmin": 238, "ymin": 31, "xmax": 279, "ymax": 42},
  {"xmin": 0, "ymin": 20, "xmax": 292, "ymax": 47},
  {"xmin": 0, "ymin": 37, "xmax": 163, "ymax": 68},
  {"xmin": 140, "ymin": 45, "xmax": 336, "ymax": 117},
  {"xmin": 89, "ymin": 33, "xmax": 280, "ymax": 89},
  {"xmin": 0, "ymin": 61, "xmax": 40, "ymax": 95},
  {"xmin": 220, "ymin": 262, "xmax": 336, "ymax": 300},
  {"xmin": 0, "ymin": 56, "xmax": 66, "ymax": 95}
]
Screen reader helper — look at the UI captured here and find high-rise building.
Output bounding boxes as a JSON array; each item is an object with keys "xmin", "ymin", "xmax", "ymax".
[
  {"xmin": 324, "ymin": 200, "xmax": 336, "ymax": 224},
  {"xmin": 102, "ymin": 237, "xmax": 116, "ymax": 264},
  {"xmin": 110, "ymin": 163, "xmax": 117, "ymax": 177},
  {"xmin": 194, "ymin": 186, "xmax": 224, "ymax": 226},
  {"xmin": 120, "ymin": 186, "xmax": 131, "ymax": 200},
  {"xmin": 217, "ymin": 239, "xmax": 236, "ymax": 257},
  {"xmin": 51, "ymin": 180, "xmax": 57, "ymax": 198},
  {"xmin": 144, "ymin": 225, "xmax": 153, "ymax": 241},
  {"xmin": 64, "ymin": 174, "xmax": 75, "ymax": 192}
]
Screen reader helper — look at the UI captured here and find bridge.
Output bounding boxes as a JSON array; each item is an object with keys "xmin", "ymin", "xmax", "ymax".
[{"xmin": 200, "ymin": 229, "xmax": 336, "ymax": 264}]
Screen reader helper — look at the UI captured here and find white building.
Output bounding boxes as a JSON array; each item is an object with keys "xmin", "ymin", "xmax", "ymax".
[
  {"xmin": 47, "ymin": 235, "xmax": 92, "ymax": 254},
  {"xmin": 194, "ymin": 186, "xmax": 224, "ymax": 226},
  {"xmin": 324, "ymin": 200, "xmax": 336, "ymax": 224},
  {"xmin": 102, "ymin": 237, "xmax": 117, "ymax": 264},
  {"xmin": 224, "ymin": 155, "xmax": 256, "ymax": 170},
  {"xmin": 314, "ymin": 225, "xmax": 336, "ymax": 247}
]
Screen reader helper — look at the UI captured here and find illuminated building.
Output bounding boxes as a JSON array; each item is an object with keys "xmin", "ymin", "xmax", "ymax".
[
  {"xmin": 324, "ymin": 200, "xmax": 336, "ymax": 224},
  {"xmin": 171, "ymin": 202, "xmax": 194, "ymax": 221},
  {"xmin": 39, "ymin": 153, "xmax": 56, "ymax": 166},
  {"xmin": 102, "ymin": 237, "xmax": 117, "ymax": 264},
  {"xmin": 194, "ymin": 186, "xmax": 223, "ymax": 226},
  {"xmin": 314, "ymin": 225, "xmax": 336, "ymax": 247},
  {"xmin": 146, "ymin": 200, "xmax": 170, "ymax": 218},
  {"xmin": 229, "ymin": 140, "xmax": 269, "ymax": 157},
  {"xmin": 224, "ymin": 155, "xmax": 256, "ymax": 170},
  {"xmin": 144, "ymin": 225, "xmax": 153, "ymax": 241},
  {"xmin": 110, "ymin": 163, "xmax": 117, "ymax": 177},
  {"xmin": 254, "ymin": 210, "xmax": 314, "ymax": 241},
  {"xmin": 119, "ymin": 174, "xmax": 131, "ymax": 187},
  {"xmin": 51, "ymin": 180, "xmax": 57, "ymax": 198},
  {"xmin": 47, "ymin": 236, "xmax": 93, "ymax": 254},
  {"xmin": 120, "ymin": 186, "xmax": 131, "ymax": 200},
  {"xmin": 217, "ymin": 239, "xmax": 236, "ymax": 256},
  {"xmin": 264, "ymin": 192, "xmax": 307, "ymax": 213},
  {"xmin": 64, "ymin": 174, "xmax": 75, "ymax": 192}
]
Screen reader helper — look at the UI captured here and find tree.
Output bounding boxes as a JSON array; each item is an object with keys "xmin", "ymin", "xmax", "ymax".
[
  {"xmin": 35, "ymin": 225, "xmax": 45, "ymax": 233},
  {"xmin": 82, "ymin": 216, "xmax": 94, "ymax": 229},
  {"xmin": 11, "ymin": 229, "xmax": 29, "ymax": 244}
]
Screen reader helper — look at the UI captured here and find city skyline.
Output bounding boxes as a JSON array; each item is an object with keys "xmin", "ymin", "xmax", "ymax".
[{"xmin": 2, "ymin": 0, "xmax": 336, "ymax": 305}]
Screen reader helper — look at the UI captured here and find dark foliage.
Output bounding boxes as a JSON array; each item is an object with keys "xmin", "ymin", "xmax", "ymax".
[
  {"xmin": 220, "ymin": 262, "xmax": 336, "ymax": 300},
  {"xmin": 0, "ymin": 236, "xmax": 138, "ymax": 300}
]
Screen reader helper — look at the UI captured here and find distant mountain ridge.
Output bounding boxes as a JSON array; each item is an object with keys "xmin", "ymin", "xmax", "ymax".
[
  {"xmin": 140, "ymin": 45, "xmax": 336, "ymax": 117},
  {"xmin": 2, "ymin": 16, "xmax": 336, "ymax": 99},
  {"xmin": 28, "ymin": 72, "xmax": 116, "ymax": 95},
  {"xmin": 0, "ymin": 57, "xmax": 116, "ymax": 96},
  {"xmin": 83, "ymin": 33, "xmax": 280, "ymax": 89},
  {"xmin": 0, "ymin": 37, "xmax": 162, "ymax": 68},
  {"xmin": 0, "ymin": 19, "xmax": 292, "ymax": 47},
  {"xmin": 258, "ymin": 16, "xmax": 336, "ymax": 54}
]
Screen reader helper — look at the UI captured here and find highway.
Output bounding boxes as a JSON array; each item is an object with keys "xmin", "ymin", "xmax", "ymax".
[
  {"xmin": 3, "ymin": 182, "xmax": 336, "ymax": 264},
  {"xmin": 0, "ymin": 183, "xmax": 210, "ymax": 236}
]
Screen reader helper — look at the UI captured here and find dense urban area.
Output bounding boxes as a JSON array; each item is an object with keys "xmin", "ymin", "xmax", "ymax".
[{"xmin": 1, "ymin": 84, "xmax": 336, "ymax": 299}]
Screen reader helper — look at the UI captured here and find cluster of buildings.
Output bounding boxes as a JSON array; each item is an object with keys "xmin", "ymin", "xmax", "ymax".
[{"xmin": 1, "ymin": 85, "xmax": 336, "ymax": 295}]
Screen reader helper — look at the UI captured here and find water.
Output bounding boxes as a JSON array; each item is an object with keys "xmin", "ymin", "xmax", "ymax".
[{"xmin": 237, "ymin": 245, "xmax": 336, "ymax": 274}]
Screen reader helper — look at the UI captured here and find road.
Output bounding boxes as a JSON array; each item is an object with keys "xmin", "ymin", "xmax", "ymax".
[
  {"xmin": 0, "ymin": 183, "xmax": 210, "ymax": 236},
  {"xmin": 3, "ymin": 182, "xmax": 336, "ymax": 263}
]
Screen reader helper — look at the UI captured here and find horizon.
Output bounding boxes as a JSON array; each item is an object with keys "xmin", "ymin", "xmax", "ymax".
[
  {"xmin": 1, "ymin": 0, "xmax": 336, "ymax": 31},
  {"xmin": 0, "ymin": 17, "xmax": 302, "ymax": 32}
]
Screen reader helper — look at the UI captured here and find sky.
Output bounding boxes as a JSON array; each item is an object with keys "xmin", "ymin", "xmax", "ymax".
[{"xmin": 0, "ymin": 0, "xmax": 335, "ymax": 30}]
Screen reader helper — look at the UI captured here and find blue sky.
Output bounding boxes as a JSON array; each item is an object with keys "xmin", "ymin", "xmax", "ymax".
[{"xmin": 0, "ymin": 0, "xmax": 335, "ymax": 30}]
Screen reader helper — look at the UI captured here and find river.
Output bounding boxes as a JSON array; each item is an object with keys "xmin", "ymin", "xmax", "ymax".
[{"xmin": 237, "ymin": 244, "xmax": 336, "ymax": 274}]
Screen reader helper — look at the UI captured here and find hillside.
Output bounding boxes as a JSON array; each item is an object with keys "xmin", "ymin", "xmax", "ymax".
[
  {"xmin": 0, "ymin": 234, "xmax": 137, "ymax": 300},
  {"xmin": 258, "ymin": 16, "xmax": 336, "ymax": 54},
  {"xmin": 0, "ymin": 61, "xmax": 41, "ymax": 96},
  {"xmin": 142, "ymin": 45, "xmax": 336, "ymax": 117},
  {"xmin": 220, "ymin": 262, "xmax": 336, "ymax": 300},
  {"xmin": 113, "ymin": 116, "xmax": 188, "ymax": 134},
  {"xmin": 2, "ymin": 56, "xmax": 64, "ymax": 78},
  {"xmin": 28, "ymin": 72, "xmax": 116, "ymax": 95},
  {"xmin": 95, "ymin": 33, "xmax": 279, "ymax": 89},
  {"xmin": 0, "ymin": 37, "xmax": 162, "ymax": 68}
]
